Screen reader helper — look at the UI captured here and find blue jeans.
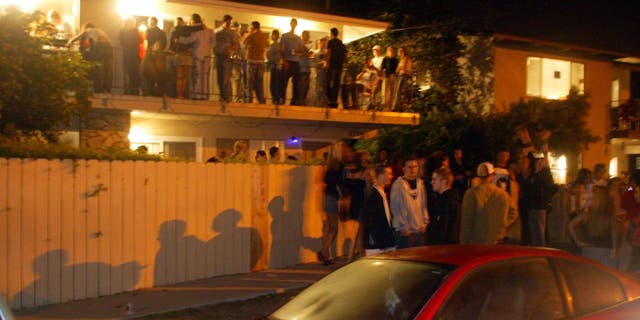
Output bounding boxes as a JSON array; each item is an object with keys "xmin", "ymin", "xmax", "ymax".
[
  {"xmin": 270, "ymin": 67, "xmax": 284, "ymax": 104},
  {"xmin": 192, "ymin": 58, "xmax": 211, "ymax": 100},
  {"xmin": 216, "ymin": 56, "xmax": 233, "ymax": 102},
  {"xmin": 283, "ymin": 60, "xmax": 300, "ymax": 105},
  {"xmin": 298, "ymin": 72, "xmax": 310, "ymax": 105},
  {"xmin": 248, "ymin": 63, "xmax": 265, "ymax": 104}
]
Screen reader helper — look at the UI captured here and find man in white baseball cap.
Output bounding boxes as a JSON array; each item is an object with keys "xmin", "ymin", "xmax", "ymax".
[{"xmin": 459, "ymin": 162, "xmax": 518, "ymax": 244}]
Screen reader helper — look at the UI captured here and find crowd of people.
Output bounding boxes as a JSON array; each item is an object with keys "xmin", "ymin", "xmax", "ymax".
[
  {"xmin": 33, "ymin": 11, "xmax": 413, "ymax": 110},
  {"xmin": 317, "ymin": 141, "xmax": 640, "ymax": 275}
]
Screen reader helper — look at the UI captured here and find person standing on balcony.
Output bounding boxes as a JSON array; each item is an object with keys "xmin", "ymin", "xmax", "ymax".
[
  {"xmin": 298, "ymin": 30, "xmax": 313, "ymax": 106},
  {"xmin": 370, "ymin": 44, "xmax": 384, "ymax": 108},
  {"xmin": 119, "ymin": 17, "xmax": 142, "ymax": 95},
  {"xmin": 179, "ymin": 14, "xmax": 215, "ymax": 100},
  {"xmin": 142, "ymin": 17, "xmax": 167, "ymax": 96},
  {"xmin": 214, "ymin": 14, "xmax": 240, "ymax": 102},
  {"xmin": 381, "ymin": 46, "xmax": 399, "ymax": 111},
  {"xmin": 170, "ymin": 17, "xmax": 200, "ymax": 99},
  {"xmin": 394, "ymin": 47, "xmax": 413, "ymax": 111},
  {"xmin": 243, "ymin": 21, "xmax": 267, "ymax": 104},
  {"xmin": 266, "ymin": 29, "xmax": 283, "ymax": 104},
  {"xmin": 67, "ymin": 22, "xmax": 113, "ymax": 93},
  {"xmin": 325, "ymin": 27, "xmax": 346, "ymax": 109},
  {"xmin": 313, "ymin": 38, "xmax": 328, "ymax": 107},
  {"xmin": 280, "ymin": 18, "xmax": 303, "ymax": 105}
]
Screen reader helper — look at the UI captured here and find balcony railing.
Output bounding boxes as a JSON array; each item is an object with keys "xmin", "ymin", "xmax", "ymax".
[{"xmin": 76, "ymin": 45, "xmax": 415, "ymax": 112}]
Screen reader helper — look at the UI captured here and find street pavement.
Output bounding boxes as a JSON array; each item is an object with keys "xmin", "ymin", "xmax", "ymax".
[{"xmin": 13, "ymin": 258, "xmax": 345, "ymax": 320}]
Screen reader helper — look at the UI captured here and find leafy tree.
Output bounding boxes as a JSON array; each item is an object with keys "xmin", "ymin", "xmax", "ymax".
[{"xmin": 0, "ymin": 7, "xmax": 92, "ymax": 142}]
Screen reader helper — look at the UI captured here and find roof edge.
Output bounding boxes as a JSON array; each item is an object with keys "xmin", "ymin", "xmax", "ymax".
[{"xmin": 167, "ymin": 0, "xmax": 389, "ymax": 29}]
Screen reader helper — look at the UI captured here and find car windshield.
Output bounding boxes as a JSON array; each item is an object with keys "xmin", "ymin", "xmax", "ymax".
[{"xmin": 270, "ymin": 258, "xmax": 454, "ymax": 320}]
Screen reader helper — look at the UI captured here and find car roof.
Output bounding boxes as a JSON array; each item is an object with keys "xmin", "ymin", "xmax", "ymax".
[{"xmin": 365, "ymin": 245, "xmax": 573, "ymax": 266}]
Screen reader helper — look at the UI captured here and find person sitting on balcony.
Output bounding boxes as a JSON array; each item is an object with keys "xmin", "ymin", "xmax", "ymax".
[
  {"xmin": 243, "ymin": 21, "xmax": 268, "ymax": 104},
  {"xmin": 141, "ymin": 17, "xmax": 167, "ymax": 97},
  {"xmin": 180, "ymin": 13, "xmax": 215, "ymax": 100},
  {"xmin": 67, "ymin": 22, "xmax": 113, "ymax": 93},
  {"xmin": 214, "ymin": 14, "xmax": 241, "ymax": 102},
  {"xmin": 47, "ymin": 10, "xmax": 73, "ymax": 45}
]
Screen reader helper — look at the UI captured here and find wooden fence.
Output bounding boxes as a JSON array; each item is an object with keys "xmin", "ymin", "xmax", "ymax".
[{"xmin": 0, "ymin": 159, "xmax": 358, "ymax": 309}]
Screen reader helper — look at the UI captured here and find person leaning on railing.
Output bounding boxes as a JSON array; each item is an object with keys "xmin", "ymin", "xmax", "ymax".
[{"xmin": 67, "ymin": 22, "xmax": 113, "ymax": 93}]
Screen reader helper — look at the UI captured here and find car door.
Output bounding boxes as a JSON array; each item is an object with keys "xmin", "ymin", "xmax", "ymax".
[
  {"xmin": 550, "ymin": 258, "xmax": 627, "ymax": 317},
  {"xmin": 434, "ymin": 257, "xmax": 566, "ymax": 320}
]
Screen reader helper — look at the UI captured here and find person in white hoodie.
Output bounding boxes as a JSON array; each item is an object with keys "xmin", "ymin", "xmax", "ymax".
[{"xmin": 390, "ymin": 156, "xmax": 430, "ymax": 248}]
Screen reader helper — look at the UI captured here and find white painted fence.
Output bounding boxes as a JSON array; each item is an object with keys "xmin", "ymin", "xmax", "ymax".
[{"xmin": 0, "ymin": 159, "xmax": 357, "ymax": 309}]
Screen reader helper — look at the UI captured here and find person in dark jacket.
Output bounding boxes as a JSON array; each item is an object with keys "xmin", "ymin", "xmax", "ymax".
[
  {"xmin": 362, "ymin": 165, "xmax": 396, "ymax": 255},
  {"xmin": 521, "ymin": 152, "xmax": 558, "ymax": 246},
  {"xmin": 426, "ymin": 167, "xmax": 460, "ymax": 244}
]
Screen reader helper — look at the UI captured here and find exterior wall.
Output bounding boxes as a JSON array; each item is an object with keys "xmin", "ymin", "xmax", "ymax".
[
  {"xmin": 80, "ymin": 109, "xmax": 131, "ymax": 150},
  {"xmin": 581, "ymin": 60, "xmax": 612, "ymax": 169},
  {"xmin": 493, "ymin": 47, "xmax": 612, "ymax": 170},
  {"xmin": 0, "ymin": 159, "xmax": 355, "ymax": 310}
]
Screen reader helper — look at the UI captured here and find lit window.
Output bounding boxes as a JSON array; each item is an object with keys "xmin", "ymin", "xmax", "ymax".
[{"xmin": 526, "ymin": 57, "xmax": 584, "ymax": 99}]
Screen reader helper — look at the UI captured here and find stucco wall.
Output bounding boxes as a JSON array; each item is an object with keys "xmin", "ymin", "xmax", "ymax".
[{"xmin": 493, "ymin": 46, "xmax": 612, "ymax": 170}]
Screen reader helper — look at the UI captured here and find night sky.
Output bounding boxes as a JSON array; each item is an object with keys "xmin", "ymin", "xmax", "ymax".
[{"xmin": 233, "ymin": 0, "xmax": 640, "ymax": 55}]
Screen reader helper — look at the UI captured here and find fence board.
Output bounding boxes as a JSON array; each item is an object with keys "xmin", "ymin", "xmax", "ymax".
[
  {"xmin": 195, "ymin": 163, "xmax": 207, "ymax": 279},
  {"xmin": 20, "ymin": 160, "xmax": 36, "ymax": 308},
  {"xmin": 34, "ymin": 159, "xmax": 50, "ymax": 306},
  {"xmin": 143, "ymin": 161, "xmax": 157, "ymax": 289},
  {"xmin": 175, "ymin": 162, "xmax": 187, "ymax": 284},
  {"xmin": 85, "ymin": 160, "xmax": 100, "ymax": 298},
  {"xmin": 213, "ymin": 163, "xmax": 226, "ymax": 276},
  {"xmin": 46, "ymin": 160, "xmax": 62, "ymax": 304},
  {"xmin": 1, "ymin": 160, "xmax": 334, "ymax": 310},
  {"xmin": 205, "ymin": 164, "xmax": 218, "ymax": 278},
  {"xmin": 0, "ymin": 159, "xmax": 7, "ymax": 298},
  {"xmin": 133, "ymin": 161, "xmax": 147, "ymax": 289},
  {"xmin": 153, "ymin": 162, "xmax": 168, "ymax": 286},
  {"xmin": 164, "ymin": 162, "xmax": 177, "ymax": 285},
  {"xmin": 73, "ymin": 160, "xmax": 87, "ymax": 301},
  {"xmin": 60, "ymin": 160, "xmax": 75, "ymax": 302},
  {"xmin": 108, "ymin": 161, "xmax": 124, "ymax": 294},
  {"xmin": 185, "ymin": 163, "xmax": 198, "ymax": 280},
  {"xmin": 121, "ymin": 161, "xmax": 135, "ymax": 290},
  {"xmin": 97, "ymin": 161, "xmax": 112, "ymax": 296},
  {"xmin": 7, "ymin": 159, "xmax": 23, "ymax": 308}
]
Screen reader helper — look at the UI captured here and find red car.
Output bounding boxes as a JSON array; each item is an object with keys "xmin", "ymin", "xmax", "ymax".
[{"xmin": 269, "ymin": 245, "xmax": 640, "ymax": 319}]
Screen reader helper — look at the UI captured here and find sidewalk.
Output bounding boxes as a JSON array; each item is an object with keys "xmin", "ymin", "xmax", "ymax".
[{"xmin": 14, "ymin": 259, "xmax": 345, "ymax": 320}]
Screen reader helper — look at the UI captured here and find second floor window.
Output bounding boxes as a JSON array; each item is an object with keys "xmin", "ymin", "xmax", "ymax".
[{"xmin": 527, "ymin": 57, "xmax": 584, "ymax": 99}]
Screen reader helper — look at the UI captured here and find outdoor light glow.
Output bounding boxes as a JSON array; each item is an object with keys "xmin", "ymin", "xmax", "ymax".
[
  {"xmin": 0, "ymin": 0, "xmax": 37, "ymax": 11},
  {"xmin": 128, "ymin": 126, "xmax": 151, "ymax": 142},
  {"xmin": 557, "ymin": 155, "xmax": 567, "ymax": 170},
  {"xmin": 549, "ymin": 154, "xmax": 567, "ymax": 184},
  {"xmin": 609, "ymin": 157, "xmax": 618, "ymax": 177},
  {"xmin": 271, "ymin": 16, "xmax": 317, "ymax": 35},
  {"xmin": 290, "ymin": 136, "xmax": 300, "ymax": 144},
  {"xmin": 117, "ymin": 0, "xmax": 162, "ymax": 21}
]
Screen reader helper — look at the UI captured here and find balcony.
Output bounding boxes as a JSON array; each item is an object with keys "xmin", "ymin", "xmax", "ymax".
[{"xmin": 90, "ymin": 47, "xmax": 420, "ymax": 128}]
